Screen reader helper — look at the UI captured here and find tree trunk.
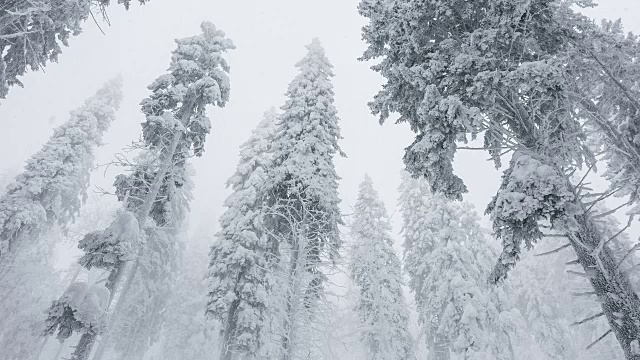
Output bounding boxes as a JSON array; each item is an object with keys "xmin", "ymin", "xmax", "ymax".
[
  {"xmin": 220, "ymin": 299, "xmax": 240, "ymax": 360},
  {"xmin": 70, "ymin": 333, "xmax": 96, "ymax": 360},
  {"xmin": 567, "ymin": 208, "xmax": 640, "ymax": 360},
  {"xmin": 280, "ymin": 243, "xmax": 300, "ymax": 360}
]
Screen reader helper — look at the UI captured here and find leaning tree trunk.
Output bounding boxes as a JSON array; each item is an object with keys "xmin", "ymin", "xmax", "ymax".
[
  {"xmin": 566, "ymin": 204, "xmax": 640, "ymax": 360},
  {"xmin": 74, "ymin": 111, "xmax": 190, "ymax": 360}
]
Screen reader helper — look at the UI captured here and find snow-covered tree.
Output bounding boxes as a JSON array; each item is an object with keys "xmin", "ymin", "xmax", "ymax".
[
  {"xmin": 0, "ymin": 77, "xmax": 122, "ymax": 260},
  {"xmin": 206, "ymin": 109, "xmax": 278, "ymax": 360},
  {"xmin": 360, "ymin": 1, "xmax": 640, "ymax": 357},
  {"xmin": 399, "ymin": 173, "xmax": 522, "ymax": 360},
  {"xmin": 0, "ymin": 0, "xmax": 145, "ymax": 99},
  {"xmin": 45, "ymin": 22, "xmax": 234, "ymax": 360},
  {"xmin": 349, "ymin": 175, "xmax": 412, "ymax": 360},
  {"xmin": 264, "ymin": 38, "xmax": 344, "ymax": 360}
]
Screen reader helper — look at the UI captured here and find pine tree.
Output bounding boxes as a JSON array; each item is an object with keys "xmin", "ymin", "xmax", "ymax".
[
  {"xmin": 44, "ymin": 22, "xmax": 234, "ymax": 360},
  {"xmin": 0, "ymin": 0, "xmax": 146, "ymax": 99},
  {"xmin": 349, "ymin": 175, "xmax": 412, "ymax": 360},
  {"xmin": 206, "ymin": 109, "xmax": 278, "ymax": 360},
  {"xmin": 265, "ymin": 38, "xmax": 344, "ymax": 360},
  {"xmin": 0, "ymin": 77, "xmax": 122, "ymax": 261},
  {"xmin": 360, "ymin": 1, "xmax": 640, "ymax": 357},
  {"xmin": 399, "ymin": 173, "xmax": 521, "ymax": 360}
]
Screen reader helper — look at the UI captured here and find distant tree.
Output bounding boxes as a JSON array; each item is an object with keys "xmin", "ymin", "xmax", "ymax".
[
  {"xmin": 44, "ymin": 22, "xmax": 234, "ymax": 360},
  {"xmin": 349, "ymin": 175, "xmax": 413, "ymax": 360},
  {"xmin": 207, "ymin": 109, "xmax": 278, "ymax": 360},
  {"xmin": 154, "ymin": 234, "xmax": 217, "ymax": 360},
  {"xmin": 0, "ymin": 77, "xmax": 122, "ymax": 261},
  {"xmin": 0, "ymin": 0, "xmax": 146, "ymax": 99},
  {"xmin": 399, "ymin": 173, "xmax": 523, "ymax": 360},
  {"xmin": 0, "ymin": 242, "xmax": 61, "ymax": 360},
  {"xmin": 509, "ymin": 252, "xmax": 578, "ymax": 360},
  {"xmin": 264, "ymin": 38, "xmax": 344, "ymax": 360}
]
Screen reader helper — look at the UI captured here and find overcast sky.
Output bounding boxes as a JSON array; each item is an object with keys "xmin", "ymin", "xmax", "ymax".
[{"xmin": 0, "ymin": 0, "xmax": 639, "ymax": 245}]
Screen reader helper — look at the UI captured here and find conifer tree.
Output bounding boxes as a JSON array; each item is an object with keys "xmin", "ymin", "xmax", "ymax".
[
  {"xmin": 265, "ymin": 38, "xmax": 344, "ymax": 360},
  {"xmin": 399, "ymin": 173, "xmax": 521, "ymax": 360},
  {"xmin": 349, "ymin": 175, "xmax": 412, "ymax": 360},
  {"xmin": 207, "ymin": 109, "xmax": 278, "ymax": 360},
  {"xmin": 0, "ymin": 0, "xmax": 146, "ymax": 99},
  {"xmin": 44, "ymin": 22, "xmax": 234, "ymax": 360},
  {"xmin": 360, "ymin": 1, "xmax": 640, "ymax": 357},
  {"xmin": 0, "ymin": 77, "xmax": 122, "ymax": 260}
]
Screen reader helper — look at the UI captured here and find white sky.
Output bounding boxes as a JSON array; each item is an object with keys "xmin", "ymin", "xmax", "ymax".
[{"xmin": 0, "ymin": 0, "xmax": 639, "ymax": 244}]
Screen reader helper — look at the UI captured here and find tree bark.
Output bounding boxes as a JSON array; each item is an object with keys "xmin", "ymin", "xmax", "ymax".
[
  {"xmin": 220, "ymin": 299, "xmax": 240, "ymax": 360},
  {"xmin": 70, "ymin": 333, "xmax": 96, "ymax": 360},
  {"xmin": 567, "ymin": 207, "xmax": 640, "ymax": 360}
]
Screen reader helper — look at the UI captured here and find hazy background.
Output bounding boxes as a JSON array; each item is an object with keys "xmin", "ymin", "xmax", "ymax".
[{"xmin": 0, "ymin": 0, "xmax": 638, "ymax": 258}]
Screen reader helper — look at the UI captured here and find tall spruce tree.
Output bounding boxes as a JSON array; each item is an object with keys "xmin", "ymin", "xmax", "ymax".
[
  {"xmin": 0, "ymin": 0, "xmax": 146, "ymax": 99},
  {"xmin": 43, "ymin": 22, "xmax": 234, "ymax": 360},
  {"xmin": 360, "ymin": 1, "xmax": 640, "ymax": 357},
  {"xmin": 265, "ymin": 38, "xmax": 344, "ymax": 360},
  {"xmin": 349, "ymin": 175, "xmax": 413, "ymax": 360},
  {"xmin": 399, "ymin": 173, "xmax": 522, "ymax": 360},
  {"xmin": 0, "ymin": 77, "xmax": 122, "ymax": 260},
  {"xmin": 207, "ymin": 109, "xmax": 278, "ymax": 360}
]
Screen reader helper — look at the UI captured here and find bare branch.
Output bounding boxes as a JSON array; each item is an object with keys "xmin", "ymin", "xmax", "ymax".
[
  {"xmin": 567, "ymin": 270, "xmax": 588, "ymax": 278},
  {"xmin": 571, "ymin": 312, "xmax": 605, "ymax": 327},
  {"xmin": 586, "ymin": 329, "xmax": 613, "ymax": 350},
  {"xmin": 534, "ymin": 243, "xmax": 571, "ymax": 257},
  {"xmin": 566, "ymin": 258, "xmax": 580, "ymax": 266}
]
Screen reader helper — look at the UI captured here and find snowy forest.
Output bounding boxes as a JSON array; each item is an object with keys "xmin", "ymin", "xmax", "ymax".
[{"xmin": 2, "ymin": 0, "xmax": 640, "ymax": 359}]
